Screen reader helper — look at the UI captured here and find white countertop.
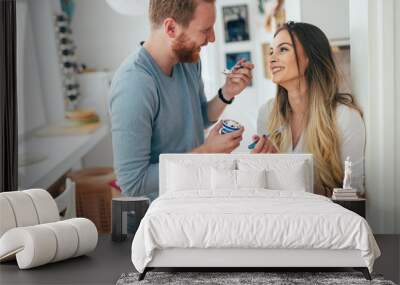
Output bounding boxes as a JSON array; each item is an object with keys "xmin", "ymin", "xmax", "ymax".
[{"xmin": 18, "ymin": 123, "xmax": 109, "ymax": 189}]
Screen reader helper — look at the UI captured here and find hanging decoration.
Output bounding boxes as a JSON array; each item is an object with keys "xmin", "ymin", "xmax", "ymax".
[
  {"xmin": 60, "ymin": 0, "xmax": 75, "ymax": 20},
  {"xmin": 262, "ymin": 0, "xmax": 286, "ymax": 33},
  {"xmin": 54, "ymin": 13, "xmax": 80, "ymax": 111}
]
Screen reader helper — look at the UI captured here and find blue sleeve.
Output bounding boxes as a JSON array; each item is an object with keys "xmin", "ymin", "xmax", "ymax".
[
  {"xmin": 197, "ymin": 62, "xmax": 213, "ymax": 128},
  {"xmin": 109, "ymin": 70, "xmax": 159, "ymax": 198}
]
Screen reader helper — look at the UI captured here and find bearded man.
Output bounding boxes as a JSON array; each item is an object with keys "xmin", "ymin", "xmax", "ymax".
[{"xmin": 110, "ymin": 0, "xmax": 253, "ymax": 200}]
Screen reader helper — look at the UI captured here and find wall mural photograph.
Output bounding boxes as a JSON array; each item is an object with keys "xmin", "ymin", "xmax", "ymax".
[{"xmin": 222, "ymin": 4, "xmax": 250, "ymax": 43}]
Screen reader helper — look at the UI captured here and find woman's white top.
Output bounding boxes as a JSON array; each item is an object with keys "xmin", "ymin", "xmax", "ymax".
[{"xmin": 257, "ymin": 99, "xmax": 365, "ymax": 193}]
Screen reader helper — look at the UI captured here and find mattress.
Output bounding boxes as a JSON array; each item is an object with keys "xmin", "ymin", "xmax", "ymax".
[{"xmin": 131, "ymin": 190, "xmax": 380, "ymax": 273}]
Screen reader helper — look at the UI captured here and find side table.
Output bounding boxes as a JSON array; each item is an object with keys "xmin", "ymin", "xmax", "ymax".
[
  {"xmin": 332, "ymin": 198, "xmax": 366, "ymax": 218},
  {"xmin": 112, "ymin": 197, "xmax": 150, "ymax": 242}
]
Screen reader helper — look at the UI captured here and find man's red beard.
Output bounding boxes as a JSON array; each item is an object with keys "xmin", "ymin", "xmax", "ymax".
[{"xmin": 172, "ymin": 33, "xmax": 202, "ymax": 63}]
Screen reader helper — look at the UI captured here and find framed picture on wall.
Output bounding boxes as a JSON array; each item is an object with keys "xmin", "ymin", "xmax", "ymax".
[
  {"xmin": 225, "ymin": 51, "xmax": 252, "ymax": 85},
  {"xmin": 222, "ymin": 5, "xmax": 250, "ymax": 43},
  {"xmin": 261, "ymin": 42, "xmax": 272, "ymax": 79}
]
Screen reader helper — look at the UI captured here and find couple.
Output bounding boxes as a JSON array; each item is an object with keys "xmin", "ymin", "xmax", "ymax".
[{"xmin": 110, "ymin": 0, "xmax": 365, "ymax": 200}]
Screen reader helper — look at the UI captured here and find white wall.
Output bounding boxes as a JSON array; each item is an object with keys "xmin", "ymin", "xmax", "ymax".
[
  {"xmin": 72, "ymin": 0, "xmax": 150, "ymax": 70},
  {"xmin": 16, "ymin": 0, "xmax": 46, "ymax": 138},
  {"xmin": 350, "ymin": 0, "xmax": 400, "ymax": 234},
  {"xmin": 78, "ymin": 72, "xmax": 114, "ymax": 168},
  {"xmin": 17, "ymin": 0, "xmax": 65, "ymax": 139},
  {"xmin": 208, "ymin": 0, "xmax": 276, "ymax": 152},
  {"xmin": 396, "ymin": 0, "xmax": 400, "ymax": 235},
  {"xmin": 203, "ymin": 0, "xmax": 350, "ymax": 152},
  {"xmin": 285, "ymin": 0, "xmax": 349, "ymax": 45},
  {"xmin": 71, "ymin": 0, "xmax": 151, "ymax": 167},
  {"xmin": 300, "ymin": 0, "xmax": 349, "ymax": 42},
  {"xmin": 30, "ymin": 0, "xmax": 65, "ymax": 125},
  {"xmin": 65, "ymin": 1, "xmax": 400, "ymax": 233},
  {"xmin": 73, "ymin": 0, "xmax": 277, "ymax": 155}
]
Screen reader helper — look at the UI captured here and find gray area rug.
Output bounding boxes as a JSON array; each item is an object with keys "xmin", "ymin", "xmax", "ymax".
[{"xmin": 117, "ymin": 271, "xmax": 396, "ymax": 285}]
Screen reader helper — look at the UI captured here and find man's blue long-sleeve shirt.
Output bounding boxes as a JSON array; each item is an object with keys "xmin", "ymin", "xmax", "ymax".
[{"xmin": 109, "ymin": 47, "xmax": 212, "ymax": 199}]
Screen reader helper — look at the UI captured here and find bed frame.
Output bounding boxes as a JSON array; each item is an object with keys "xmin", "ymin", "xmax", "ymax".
[
  {"xmin": 140, "ymin": 248, "xmax": 371, "ymax": 280},
  {"xmin": 138, "ymin": 154, "xmax": 371, "ymax": 281}
]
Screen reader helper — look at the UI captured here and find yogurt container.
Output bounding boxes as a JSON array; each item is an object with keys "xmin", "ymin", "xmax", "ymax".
[{"xmin": 221, "ymin": 119, "xmax": 241, "ymax": 134}]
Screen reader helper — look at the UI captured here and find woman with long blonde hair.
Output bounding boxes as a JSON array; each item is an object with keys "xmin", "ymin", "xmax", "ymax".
[{"xmin": 252, "ymin": 22, "xmax": 365, "ymax": 197}]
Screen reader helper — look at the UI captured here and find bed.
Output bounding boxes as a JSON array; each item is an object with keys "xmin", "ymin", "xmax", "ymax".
[{"xmin": 131, "ymin": 154, "xmax": 380, "ymax": 280}]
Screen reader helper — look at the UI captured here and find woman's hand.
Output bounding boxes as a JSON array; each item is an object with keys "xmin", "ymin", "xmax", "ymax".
[{"xmin": 250, "ymin": 134, "xmax": 278, "ymax": 154}]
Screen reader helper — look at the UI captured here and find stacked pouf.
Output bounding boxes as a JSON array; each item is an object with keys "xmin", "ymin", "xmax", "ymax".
[{"xmin": 0, "ymin": 189, "xmax": 97, "ymax": 269}]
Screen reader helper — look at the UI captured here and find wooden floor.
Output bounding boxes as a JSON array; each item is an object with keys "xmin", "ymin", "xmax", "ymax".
[
  {"xmin": 0, "ymin": 234, "xmax": 398, "ymax": 284},
  {"xmin": 373, "ymin": 235, "xmax": 400, "ymax": 284}
]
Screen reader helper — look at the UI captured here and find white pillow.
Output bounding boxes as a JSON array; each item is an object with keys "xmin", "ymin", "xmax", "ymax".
[
  {"xmin": 167, "ymin": 160, "xmax": 235, "ymax": 191},
  {"xmin": 237, "ymin": 169, "xmax": 267, "ymax": 188},
  {"xmin": 211, "ymin": 168, "xmax": 267, "ymax": 190},
  {"xmin": 211, "ymin": 168, "xmax": 236, "ymax": 190},
  {"xmin": 238, "ymin": 159, "xmax": 308, "ymax": 191},
  {"xmin": 266, "ymin": 163, "xmax": 306, "ymax": 191}
]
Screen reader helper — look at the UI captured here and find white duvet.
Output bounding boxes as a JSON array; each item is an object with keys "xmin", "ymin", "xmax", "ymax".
[{"xmin": 131, "ymin": 190, "xmax": 380, "ymax": 273}]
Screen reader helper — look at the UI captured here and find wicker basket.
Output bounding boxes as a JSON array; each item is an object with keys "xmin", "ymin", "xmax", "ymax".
[{"xmin": 67, "ymin": 168, "xmax": 115, "ymax": 233}]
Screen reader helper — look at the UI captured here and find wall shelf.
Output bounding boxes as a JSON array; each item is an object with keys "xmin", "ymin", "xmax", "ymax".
[{"xmin": 18, "ymin": 123, "xmax": 109, "ymax": 190}]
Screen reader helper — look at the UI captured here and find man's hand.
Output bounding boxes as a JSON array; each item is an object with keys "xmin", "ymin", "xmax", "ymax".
[
  {"xmin": 193, "ymin": 121, "xmax": 244, "ymax": 153},
  {"xmin": 250, "ymin": 134, "xmax": 278, "ymax": 154},
  {"xmin": 222, "ymin": 60, "xmax": 254, "ymax": 100}
]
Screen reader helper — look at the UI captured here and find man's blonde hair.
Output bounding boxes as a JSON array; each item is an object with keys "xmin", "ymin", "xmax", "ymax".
[{"xmin": 149, "ymin": 0, "xmax": 215, "ymax": 29}]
